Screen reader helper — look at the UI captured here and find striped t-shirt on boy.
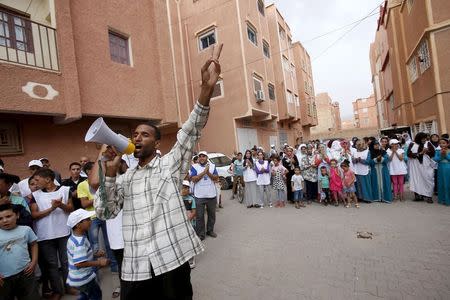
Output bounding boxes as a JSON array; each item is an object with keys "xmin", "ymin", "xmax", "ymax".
[{"xmin": 66, "ymin": 234, "xmax": 96, "ymax": 287}]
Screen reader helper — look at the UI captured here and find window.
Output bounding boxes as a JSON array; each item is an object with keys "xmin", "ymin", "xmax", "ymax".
[
  {"xmin": 109, "ymin": 31, "xmax": 130, "ymax": 65},
  {"xmin": 0, "ymin": 10, "xmax": 34, "ymax": 52},
  {"xmin": 294, "ymin": 94, "xmax": 299, "ymax": 107},
  {"xmin": 198, "ymin": 28, "xmax": 216, "ymax": 51},
  {"xmin": 282, "ymin": 55, "xmax": 289, "ymax": 71},
  {"xmin": 257, "ymin": 0, "xmax": 265, "ymax": 16},
  {"xmin": 263, "ymin": 40, "xmax": 270, "ymax": 58},
  {"xmin": 0, "ymin": 121, "xmax": 23, "ymax": 155},
  {"xmin": 253, "ymin": 76, "xmax": 263, "ymax": 93},
  {"xmin": 247, "ymin": 24, "xmax": 257, "ymax": 46},
  {"xmin": 407, "ymin": 0, "xmax": 414, "ymax": 13},
  {"xmin": 407, "ymin": 58, "xmax": 418, "ymax": 82},
  {"xmin": 211, "ymin": 79, "xmax": 224, "ymax": 99},
  {"xmin": 278, "ymin": 25, "xmax": 285, "ymax": 40},
  {"xmin": 268, "ymin": 83, "xmax": 275, "ymax": 100},
  {"xmin": 286, "ymin": 90, "xmax": 293, "ymax": 103},
  {"xmin": 418, "ymin": 40, "xmax": 431, "ymax": 74},
  {"xmin": 362, "ymin": 108, "xmax": 368, "ymax": 113}
]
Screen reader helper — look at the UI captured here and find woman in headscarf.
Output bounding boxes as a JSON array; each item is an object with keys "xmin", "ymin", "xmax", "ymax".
[
  {"xmin": 407, "ymin": 132, "xmax": 436, "ymax": 202},
  {"xmin": 433, "ymin": 138, "xmax": 450, "ymax": 205},
  {"xmin": 282, "ymin": 146, "xmax": 299, "ymax": 202},
  {"xmin": 368, "ymin": 140, "xmax": 392, "ymax": 202},
  {"xmin": 295, "ymin": 144, "xmax": 307, "ymax": 165},
  {"xmin": 330, "ymin": 140, "xmax": 342, "ymax": 161},
  {"xmin": 429, "ymin": 133, "xmax": 440, "ymax": 195},
  {"xmin": 339, "ymin": 140, "xmax": 355, "ymax": 170},
  {"xmin": 352, "ymin": 139, "xmax": 374, "ymax": 202},
  {"xmin": 300, "ymin": 144, "xmax": 318, "ymax": 204}
]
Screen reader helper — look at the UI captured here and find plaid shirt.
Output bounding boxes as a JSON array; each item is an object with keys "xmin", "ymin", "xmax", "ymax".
[{"xmin": 94, "ymin": 102, "xmax": 208, "ymax": 281}]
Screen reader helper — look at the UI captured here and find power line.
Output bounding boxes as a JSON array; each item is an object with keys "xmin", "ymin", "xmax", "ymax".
[
  {"xmin": 304, "ymin": 11, "xmax": 378, "ymax": 43},
  {"xmin": 312, "ymin": 2, "xmax": 383, "ymax": 61}
]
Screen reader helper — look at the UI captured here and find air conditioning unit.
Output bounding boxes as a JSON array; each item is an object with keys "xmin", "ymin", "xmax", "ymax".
[{"xmin": 255, "ymin": 90, "xmax": 265, "ymax": 102}]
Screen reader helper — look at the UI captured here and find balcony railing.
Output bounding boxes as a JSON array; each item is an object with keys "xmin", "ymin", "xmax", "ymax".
[{"xmin": 0, "ymin": 11, "xmax": 59, "ymax": 71}]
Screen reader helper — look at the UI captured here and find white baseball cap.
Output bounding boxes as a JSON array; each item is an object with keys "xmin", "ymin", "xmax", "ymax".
[
  {"xmin": 389, "ymin": 139, "xmax": 400, "ymax": 145},
  {"xmin": 182, "ymin": 180, "xmax": 190, "ymax": 186},
  {"xmin": 67, "ymin": 209, "xmax": 96, "ymax": 228},
  {"xmin": 28, "ymin": 160, "xmax": 43, "ymax": 168},
  {"xmin": 198, "ymin": 151, "xmax": 208, "ymax": 156}
]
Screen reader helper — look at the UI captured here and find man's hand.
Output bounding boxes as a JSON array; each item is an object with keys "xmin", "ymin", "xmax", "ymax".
[
  {"xmin": 23, "ymin": 261, "xmax": 37, "ymax": 275},
  {"xmin": 94, "ymin": 250, "xmax": 106, "ymax": 258},
  {"xmin": 51, "ymin": 198, "xmax": 62, "ymax": 209},
  {"xmin": 198, "ymin": 44, "xmax": 223, "ymax": 106},
  {"xmin": 99, "ymin": 144, "xmax": 122, "ymax": 177}
]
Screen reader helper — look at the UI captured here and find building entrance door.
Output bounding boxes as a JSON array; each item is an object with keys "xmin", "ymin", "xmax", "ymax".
[{"xmin": 237, "ymin": 128, "xmax": 258, "ymax": 153}]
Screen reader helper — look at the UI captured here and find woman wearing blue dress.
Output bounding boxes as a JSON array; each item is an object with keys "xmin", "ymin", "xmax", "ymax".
[
  {"xmin": 352, "ymin": 139, "xmax": 374, "ymax": 202},
  {"xmin": 369, "ymin": 140, "xmax": 393, "ymax": 203},
  {"xmin": 433, "ymin": 138, "xmax": 450, "ymax": 205}
]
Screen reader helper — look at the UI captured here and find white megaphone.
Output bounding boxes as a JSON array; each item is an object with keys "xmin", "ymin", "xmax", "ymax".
[{"xmin": 85, "ymin": 117, "xmax": 135, "ymax": 155}]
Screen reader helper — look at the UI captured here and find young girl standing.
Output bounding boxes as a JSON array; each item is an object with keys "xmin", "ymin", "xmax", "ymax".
[
  {"xmin": 243, "ymin": 150, "xmax": 259, "ymax": 208},
  {"xmin": 329, "ymin": 159, "xmax": 344, "ymax": 206},
  {"xmin": 271, "ymin": 156, "xmax": 288, "ymax": 207},
  {"xmin": 386, "ymin": 139, "xmax": 408, "ymax": 201},
  {"xmin": 318, "ymin": 166, "xmax": 330, "ymax": 206},
  {"xmin": 291, "ymin": 167, "xmax": 305, "ymax": 209},
  {"xmin": 433, "ymin": 138, "xmax": 450, "ymax": 205},
  {"xmin": 341, "ymin": 160, "xmax": 359, "ymax": 208}
]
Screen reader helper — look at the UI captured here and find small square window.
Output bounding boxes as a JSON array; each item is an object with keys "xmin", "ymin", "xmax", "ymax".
[
  {"xmin": 109, "ymin": 31, "xmax": 130, "ymax": 65},
  {"xmin": 257, "ymin": 0, "xmax": 265, "ymax": 16},
  {"xmin": 263, "ymin": 40, "xmax": 270, "ymax": 58},
  {"xmin": 268, "ymin": 83, "xmax": 275, "ymax": 100},
  {"xmin": 0, "ymin": 122, "xmax": 23, "ymax": 155},
  {"xmin": 278, "ymin": 25, "xmax": 285, "ymax": 40},
  {"xmin": 247, "ymin": 24, "xmax": 257, "ymax": 46},
  {"xmin": 198, "ymin": 28, "xmax": 216, "ymax": 51}
]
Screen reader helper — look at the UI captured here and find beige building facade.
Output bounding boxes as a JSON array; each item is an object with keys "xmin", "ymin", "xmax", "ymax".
[
  {"xmin": 353, "ymin": 95, "xmax": 379, "ymax": 129},
  {"xmin": 370, "ymin": 0, "xmax": 450, "ymax": 135},
  {"xmin": 0, "ymin": 0, "xmax": 317, "ymax": 177},
  {"xmin": 310, "ymin": 93, "xmax": 341, "ymax": 137}
]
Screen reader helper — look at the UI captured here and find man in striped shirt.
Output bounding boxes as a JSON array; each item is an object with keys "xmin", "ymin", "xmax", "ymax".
[{"xmin": 91, "ymin": 44, "xmax": 223, "ymax": 300}]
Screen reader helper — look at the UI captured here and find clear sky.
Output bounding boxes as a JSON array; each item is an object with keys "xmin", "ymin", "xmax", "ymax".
[{"xmin": 272, "ymin": 0, "xmax": 383, "ymax": 119}]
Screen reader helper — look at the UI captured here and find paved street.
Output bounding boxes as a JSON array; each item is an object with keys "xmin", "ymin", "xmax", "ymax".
[{"xmin": 65, "ymin": 189, "xmax": 450, "ymax": 300}]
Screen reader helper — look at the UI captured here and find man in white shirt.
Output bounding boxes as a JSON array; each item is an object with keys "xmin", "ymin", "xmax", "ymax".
[{"xmin": 190, "ymin": 151, "xmax": 219, "ymax": 240}]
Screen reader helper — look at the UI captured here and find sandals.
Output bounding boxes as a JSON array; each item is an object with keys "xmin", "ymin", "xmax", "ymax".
[
  {"xmin": 112, "ymin": 287, "xmax": 121, "ymax": 298},
  {"xmin": 355, "ymin": 204, "xmax": 360, "ymax": 208}
]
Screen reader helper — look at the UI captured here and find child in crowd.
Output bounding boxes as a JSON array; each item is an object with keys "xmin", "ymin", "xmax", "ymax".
[
  {"xmin": 387, "ymin": 139, "xmax": 408, "ymax": 201},
  {"xmin": 66, "ymin": 209, "xmax": 110, "ymax": 300},
  {"xmin": 329, "ymin": 159, "xmax": 344, "ymax": 206},
  {"xmin": 181, "ymin": 180, "xmax": 197, "ymax": 269},
  {"xmin": 318, "ymin": 166, "xmax": 330, "ymax": 206},
  {"xmin": 291, "ymin": 167, "xmax": 305, "ymax": 209},
  {"xmin": 215, "ymin": 178, "xmax": 223, "ymax": 209},
  {"xmin": 0, "ymin": 203, "xmax": 39, "ymax": 300},
  {"xmin": 255, "ymin": 151, "xmax": 272, "ymax": 208},
  {"xmin": 271, "ymin": 156, "xmax": 288, "ymax": 208},
  {"xmin": 341, "ymin": 160, "xmax": 359, "ymax": 208}
]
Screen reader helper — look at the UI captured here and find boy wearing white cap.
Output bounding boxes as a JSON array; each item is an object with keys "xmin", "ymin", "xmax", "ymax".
[{"xmin": 66, "ymin": 208, "xmax": 110, "ymax": 299}]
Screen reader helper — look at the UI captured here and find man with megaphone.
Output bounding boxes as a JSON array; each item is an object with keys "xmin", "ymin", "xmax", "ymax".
[{"xmin": 88, "ymin": 44, "xmax": 223, "ymax": 300}]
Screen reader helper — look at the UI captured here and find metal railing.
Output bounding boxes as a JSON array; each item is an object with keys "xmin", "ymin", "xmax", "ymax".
[{"xmin": 0, "ymin": 10, "xmax": 59, "ymax": 71}]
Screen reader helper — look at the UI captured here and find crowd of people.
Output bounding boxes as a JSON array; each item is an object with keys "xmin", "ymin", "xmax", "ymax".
[{"xmin": 228, "ymin": 132, "xmax": 450, "ymax": 209}]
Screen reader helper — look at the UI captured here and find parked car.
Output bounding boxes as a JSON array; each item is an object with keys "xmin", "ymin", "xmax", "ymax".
[{"xmin": 206, "ymin": 153, "xmax": 233, "ymax": 190}]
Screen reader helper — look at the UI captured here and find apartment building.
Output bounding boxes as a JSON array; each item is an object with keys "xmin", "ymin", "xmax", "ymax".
[
  {"xmin": 353, "ymin": 95, "xmax": 379, "ymax": 129},
  {"xmin": 0, "ymin": 0, "xmax": 317, "ymax": 177},
  {"xmin": 310, "ymin": 93, "xmax": 341, "ymax": 136},
  {"xmin": 370, "ymin": 0, "xmax": 450, "ymax": 135}
]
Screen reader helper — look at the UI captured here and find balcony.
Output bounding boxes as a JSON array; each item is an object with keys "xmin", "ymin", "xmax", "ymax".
[{"xmin": 0, "ymin": 10, "xmax": 59, "ymax": 71}]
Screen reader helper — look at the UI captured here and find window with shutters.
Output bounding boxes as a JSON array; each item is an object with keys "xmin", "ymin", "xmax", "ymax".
[
  {"xmin": 0, "ymin": 121, "xmax": 23, "ymax": 155},
  {"xmin": 407, "ymin": 58, "xmax": 418, "ymax": 83},
  {"xmin": 418, "ymin": 40, "xmax": 431, "ymax": 74},
  {"xmin": 263, "ymin": 39, "xmax": 270, "ymax": 58},
  {"xmin": 268, "ymin": 83, "xmax": 275, "ymax": 100},
  {"xmin": 109, "ymin": 31, "xmax": 130, "ymax": 65},
  {"xmin": 0, "ymin": 9, "xmax": 34, "ymax": 52}
]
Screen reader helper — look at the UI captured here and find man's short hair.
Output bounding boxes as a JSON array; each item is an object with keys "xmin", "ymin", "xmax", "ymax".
[
  {"xmin": 137, "ymin": 122, "xmax": 161, "ymax": 140},
  {"xmin": 69, "ymin": 162, "xmax": 82, "ymax": 169},
  {"xmin": 0, "ymin": 203, "xmax": 14, "ymax": 213},
  {"xmin": 33, "ymin": 168, "xmax": 55, "ymax": 181}
]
